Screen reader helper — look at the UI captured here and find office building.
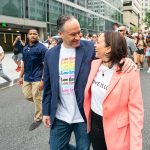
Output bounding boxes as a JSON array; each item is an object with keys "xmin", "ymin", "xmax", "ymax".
[
  {"xmin": 0, "ymin": 0, "xmax": 123, "ymax": 51},
  {"xmin": 123, "ymin": 0, "xmax": 142, "ymax": 31}
]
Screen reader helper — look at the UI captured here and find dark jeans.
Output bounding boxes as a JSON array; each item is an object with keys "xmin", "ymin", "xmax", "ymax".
[
  {"xmin": 50, "ymin": 118, "xmax": 90, "ymax": 150},
  {"xmin": 90, "ymin": 111, "xmax": 107, "ymax": 150}
]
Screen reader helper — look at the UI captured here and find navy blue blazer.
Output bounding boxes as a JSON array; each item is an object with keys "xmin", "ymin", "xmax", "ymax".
[{"xmin": 42, "ymin": 40, "xmax": 95, "ymax": 127}]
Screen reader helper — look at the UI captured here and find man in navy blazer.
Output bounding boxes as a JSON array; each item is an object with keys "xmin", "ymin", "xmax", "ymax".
[
  {"xmin": 42, "ymin": 15, "xmax": 136, "ymax": 150},
  {"xmin": 43, "ymin": 15, "xmax": 94, "ymax": 150}
]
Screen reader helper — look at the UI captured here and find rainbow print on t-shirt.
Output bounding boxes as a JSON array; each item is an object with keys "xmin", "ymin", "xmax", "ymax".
[{"xmin": 60, "ymin": 57, "xmax": 75, "ymax": 94}]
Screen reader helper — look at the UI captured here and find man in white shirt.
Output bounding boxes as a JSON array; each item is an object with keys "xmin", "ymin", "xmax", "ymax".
[
  {"xmin": 0, "ymin": 45, "xmax": 11, "ymax": 83},
  {"xmin": 42, "ymin": 15, "xmax": 137, "ymax": 150},
  {"xmin": 43, "ymin": 15, "xmax": 95, "ymax": 150}
]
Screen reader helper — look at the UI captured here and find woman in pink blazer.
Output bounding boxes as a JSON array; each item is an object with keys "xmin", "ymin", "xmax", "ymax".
[{"xmin": 84, "ymin": 31, "xmax": 144, "ymax": 150}]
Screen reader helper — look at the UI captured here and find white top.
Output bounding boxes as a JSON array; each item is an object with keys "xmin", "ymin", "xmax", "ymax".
[
  {"xmin": 55, "ymin": 44, "xmax": 84, "ymax": 123},
  {"xmin": 0, "ymin": 46, "xmax": 4, "ymax": 64},
  {"xmin": 91, "ymin": 64, "xmax": 114, "ymax": 116}
]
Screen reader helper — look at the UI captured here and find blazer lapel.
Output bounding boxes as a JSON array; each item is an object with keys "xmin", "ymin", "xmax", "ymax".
[
  {"xmin": 103, "ymin": 66, "xmax": 121, "ymax": 102},
  {"xmin": 74, "ymin": 43, "xmax": 85, "ymax": 84},
  {"xmin": 53, "ymin": 44, "xmax": 61, "ymax": 88}
]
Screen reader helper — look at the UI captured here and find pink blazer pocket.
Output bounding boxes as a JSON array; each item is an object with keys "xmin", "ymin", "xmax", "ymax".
[{"xmin": 117, "ymin": 118, "xmax": 129, "ymax": 128}]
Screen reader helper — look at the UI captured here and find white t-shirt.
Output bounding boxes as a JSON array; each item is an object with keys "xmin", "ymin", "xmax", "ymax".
[
  {"xmin": 91, "ymin": 64, "xmax": 114, "ymax": 116},
  {"xmin": 0, "ymin": 46, "xmax": 4, "ymax": 64},
  {"xmin": 55, "ymin": 44, "xmax": 84, "ymax": 123}
]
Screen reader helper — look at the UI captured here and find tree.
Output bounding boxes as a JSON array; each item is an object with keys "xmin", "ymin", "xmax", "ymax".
[
  {"xmin": 144, "ymin": 10, "xmax": 150, "ymax": 30},
  {"xmin": 130, "ymin": 26, "xmax": 138, "ymax": 33}
]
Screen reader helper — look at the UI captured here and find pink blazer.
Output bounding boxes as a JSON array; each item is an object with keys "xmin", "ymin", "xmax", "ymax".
[{"xmin": 84, "ymin": 59, "xmax": 144, "ymax": 150}]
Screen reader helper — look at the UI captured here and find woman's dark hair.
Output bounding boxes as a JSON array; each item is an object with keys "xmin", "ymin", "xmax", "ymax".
[
  {"xmin": 104, "ymin": 31, "xmax": 127, "ymax": 71},
  {"xmin": 57, "ymin": 15, "xmax": 76, "ymax": 31}
]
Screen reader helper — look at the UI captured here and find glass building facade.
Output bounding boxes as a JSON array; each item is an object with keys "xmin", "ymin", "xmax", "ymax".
[
  {"xmin": 0, "ymin": 0, "xmax": 46, "ymax": 21},
  {"xmin": 47, "ymin": 0, "xmax": 123, "ymax": 35},
  {"xmin": 87, "ymin": 0, "xmax": 123, "ymax": 32},
  {"xmin": 0, "ymin": 0, "xmax": 123, "ymax": 36}
]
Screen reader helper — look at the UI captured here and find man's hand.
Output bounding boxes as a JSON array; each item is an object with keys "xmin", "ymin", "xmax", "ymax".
[
  {"xmin": 43, "ymin": 116, "xmax": 51, "ymax": 128},
  {"xmin": 16, "ymin": 36, "xmax": 21, "ymax": 41},
  {"xmin": 120, "ymin": 58, "xmax": 137, "ymax": 73},
  {"xmin": 18, "ymin": 77, "xmax": 23, "ymax": 86},
  {"xmin": 38, "ymin": 80, "xmax": 44, "ymax": 91}
]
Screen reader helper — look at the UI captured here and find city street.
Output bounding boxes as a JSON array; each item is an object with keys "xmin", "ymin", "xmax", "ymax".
[
  {"xmin": 0, "ymin": 68, "xmax": 150, "ymax": 150},
  {"xmin": 1, "ymin": 0, "xmax": 150, "ymax": 149}
]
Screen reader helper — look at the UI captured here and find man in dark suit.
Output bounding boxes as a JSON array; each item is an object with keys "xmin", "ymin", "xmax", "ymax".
[{"xmin": 42, "ymin": 15, "xmax": 136, "ymax": 150}]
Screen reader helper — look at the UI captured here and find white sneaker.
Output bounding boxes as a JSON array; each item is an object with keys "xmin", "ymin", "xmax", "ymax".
[
  {"xmin": 147, "ymin": 68, "xmax": 150, "ymax": 73},
  {"xmin": 9, "ymin": 81, "xmax": 13, "ymax": 87}
]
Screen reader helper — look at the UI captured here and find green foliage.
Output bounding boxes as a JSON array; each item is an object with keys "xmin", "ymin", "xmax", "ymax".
[
  {"xmin": 130, "ymin": 26, "xmax": 138, "ymax": 33},
  {"xmin": 144, "ymin": 10, "xmax": 150, "ymax": 29}
]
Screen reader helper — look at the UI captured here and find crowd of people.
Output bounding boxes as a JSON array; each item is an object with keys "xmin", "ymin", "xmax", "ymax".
[
  {"xmin": 0, "ymin": 14, "xmax": 146, "ymax": 150},
  {"xmin": 78, "ymin": 23, "xmax": 150, "ymax": 73},
  {"xmin": 100, "ymin": 23, "xmax": 150, "ymax": 73}
]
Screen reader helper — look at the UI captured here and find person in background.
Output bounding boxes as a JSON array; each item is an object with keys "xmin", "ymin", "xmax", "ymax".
[
  {"xmin": 146, "ymin": 32, "xmax": 150, "ymax": 45},
  {"xmin": 146, "ymin": 44, "xmax": 150, "ymax": 73},
  {"xmin": 136, "ymin": 33, "xmax": 147, "ymax": 69},
  {"xmin": 18, "ymin": 29, "xmax": 48, "ymax": 131},
  {"xmin": 84, "ymin": 31, "xmax": 144, "ymax": 150},
  {"xmin": 86, "ymin": 33, "xmax": 92, "ymax": 41},
  {"xmin": 12, "ymin": 33, "xmax": 25, "ymax": 72},
  {"xmin": 132, "ymin": 33, "xmax": 140, "ymax": 64},
  {"xmin": 118, "ymin": 26, "xmax": 137, "ymax": 61},
  {"xmin": 112, "ymin": 22, "xmax": 119, "ymax": 32},
  {"xmin": 92, "ymin": 34, "xmax": 97, "ymax": 43},
  {"xmin": 80, "ymin": 33, "xmax": 86, "ymax": 40},
  {"xmin": 0, "ymin": 45, "xmax": 12, "ymax": 83},
  {"xmin": 49, "ymin": 38, "xmax": 58, "ymax": 49},
  {"xmin": 47, "ymin": 36, "xmax": 53, "ymax": 49},
  {"xmin": 132, "ymin": 33, "xmax": 138, "ymax": 44}
]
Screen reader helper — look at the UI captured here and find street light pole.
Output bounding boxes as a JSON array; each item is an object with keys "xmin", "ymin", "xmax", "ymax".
[{"xmin": 138, "ymin": 13, "xmax": 140, "ymax": 33}]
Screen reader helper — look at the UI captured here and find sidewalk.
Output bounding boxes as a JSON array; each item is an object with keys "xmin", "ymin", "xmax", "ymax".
[{"xmin": 0, "ymin": 53, "xmax": 20, "ymax": 89}]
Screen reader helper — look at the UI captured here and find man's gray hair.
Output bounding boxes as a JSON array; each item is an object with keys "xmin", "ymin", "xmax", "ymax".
[
  {"xmin": 57, "ymin": 15, "xmax": 77, "ymax": 31},
  {"xmin": 118, "ymin": 25, "xmax": 126, "ymax": 30}
]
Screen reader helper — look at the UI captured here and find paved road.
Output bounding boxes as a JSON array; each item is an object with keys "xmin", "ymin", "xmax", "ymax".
[{"xmin": 0, "ymin": 68, "xmax": 150, "ymax": 150}]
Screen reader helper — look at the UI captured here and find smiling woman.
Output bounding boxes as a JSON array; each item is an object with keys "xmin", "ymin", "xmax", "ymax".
[
  {"xmin": 84, "ymin": 31, "xmax": 144, "ymax": 150},
  {"xmin": 95, "ymin": 32, "xmax": 127, "ymax": 69}
]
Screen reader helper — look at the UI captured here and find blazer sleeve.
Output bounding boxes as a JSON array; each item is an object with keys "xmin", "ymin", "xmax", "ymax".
[
  {"xmin": 42, "ymin": 54, "xmax": 51, "ymax": 116},
  {"xmin": 128, "ymin": 70, "xmax": 144, "ymax": 150}
]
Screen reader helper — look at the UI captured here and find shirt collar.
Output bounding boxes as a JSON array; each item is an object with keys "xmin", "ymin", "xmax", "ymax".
[{"xmin": 27, "ymin": 41, "xmax": 39, "ymax": 48}]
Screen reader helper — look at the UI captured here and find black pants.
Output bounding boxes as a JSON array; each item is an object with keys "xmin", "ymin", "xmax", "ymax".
[{"xmin": 90, "ymin": 111, "xmax": 107, "ymax": 150}]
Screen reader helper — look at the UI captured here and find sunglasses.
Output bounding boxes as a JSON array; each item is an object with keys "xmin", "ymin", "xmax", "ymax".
[{"xmin": 119, "ymin": 30, "xmax": 125, "ymax": 32}]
